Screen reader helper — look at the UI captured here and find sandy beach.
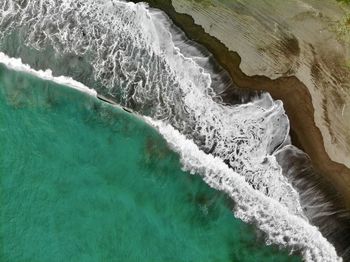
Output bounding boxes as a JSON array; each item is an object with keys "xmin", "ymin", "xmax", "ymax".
[
  {"xmin": 1, "ymin": 0, "xmax": 349, "ymax": 260},
  {"xmin": 132, "ymin": 0, "xmax": 350, "ymax": 210},
  {"xmin": 173, "ymin": 0, "xmax": 350, "ymax": 169},
  {"xmin": 130, "ymin": 1, "xmax": 350, "ymax": 256}
]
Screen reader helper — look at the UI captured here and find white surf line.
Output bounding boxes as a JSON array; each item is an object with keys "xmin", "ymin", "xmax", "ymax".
[
  {"xmin": 146, "ymin": 118, "xmax": 342, "ymax": 262},
  {"xmin": 0, "ymin": 0, "xmax": 305, "ymax": 217},
  {"xmin": 0, "ymin": 52, "xmax": 341, "ymax": 261},
  {"xmin": 0, "ymin": 52, "xmax": 137, "ymax": 115},
  {"xmin": 0, "ymin": 52, "xmax": 97, "ymax": 97}
]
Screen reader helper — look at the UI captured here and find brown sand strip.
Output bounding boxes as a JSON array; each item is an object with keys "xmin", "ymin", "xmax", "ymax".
[
  {"xmin": 131, "ymin": 0, "xmax": 350, "ymax": 210},
  {"xmin": 129, "ymin": 0, "xmax": 350, "ymax": 257}
]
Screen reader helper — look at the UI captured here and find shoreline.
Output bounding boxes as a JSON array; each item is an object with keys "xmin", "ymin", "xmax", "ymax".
[
  {"xmin": 2, "ymin": 63, "xmax": 303, "ymax": 262},
  {"xmin": 0, "ymin": 3, "xmax": 344, "ymax": 258},
  {"xmin": 171, "ymin": 0, "xmax": 350, "ymax": 170},
  {"xmin": 132, "ymin": 0, "xmax": 350, "ymax": 257},
  {"xmin": 132, "ymin": 0, "xmax": 350, "ymax": 209},
  {"xmin": 0, "ymin": 52, "xmax": 327, "ymax": 261}
]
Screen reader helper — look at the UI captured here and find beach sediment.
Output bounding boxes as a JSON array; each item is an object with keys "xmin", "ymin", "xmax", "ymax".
[
  {"xmin": 133, "ymin": 0, "xmax": 350, "ymax": 208},
  {"xmin": 131, "ymin": 0, "xmax": 350, "ymax": 258}
]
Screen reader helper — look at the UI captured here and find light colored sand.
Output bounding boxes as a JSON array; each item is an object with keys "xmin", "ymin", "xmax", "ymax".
[{"xmin": 172, "ymin": 0, "xmax": 350, "ymax": 169}]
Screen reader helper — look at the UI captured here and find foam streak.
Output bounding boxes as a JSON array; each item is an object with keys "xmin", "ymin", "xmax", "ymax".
[{"xmin": 147, "ymin": 119, "xmax": 340, "ymax": 262}]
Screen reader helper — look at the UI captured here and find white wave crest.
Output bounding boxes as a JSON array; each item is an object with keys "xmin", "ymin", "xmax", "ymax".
[
  {"xmin": 0, "ymin": 0, "xmax": 342, "ymax": 260},
  {"xmin": 147, "ymin": 118, "xmax": 340, "ymax": 262},
  {"xmin": 0, "ymin": 0, "xmax": 302, "ymax": 216},
  {"xmin": 0, "ymin": 52, "xmax": 97, "ymax": 96}
]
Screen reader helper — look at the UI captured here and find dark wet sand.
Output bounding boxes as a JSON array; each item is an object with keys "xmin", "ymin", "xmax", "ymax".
[
  {"xmin": 132, "ymin": 0, "xmax": 350, "ymax": 257},
  {"xmin": 132, "ymin": 0, "xmax": 350, "ymax": 209}
]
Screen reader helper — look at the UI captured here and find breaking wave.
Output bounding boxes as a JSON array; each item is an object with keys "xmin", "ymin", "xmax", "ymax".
[
  {"xmin": 147, "ymin": 118, "xmax": 339, "ymax": 261},
  {"xmin": 0, "ymin": 0, "xmax": 341, "ymax": 261}
]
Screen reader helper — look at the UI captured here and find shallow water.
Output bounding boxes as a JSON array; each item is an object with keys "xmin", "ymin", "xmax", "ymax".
[
  {"xmin": 0, "ymin": 0, "xmax": 344, "ymax": 258},
  {"xmin": 0, "ymin": 1, "xmax": 343, "ymax": 259},
  {"xmin": 0, "ymin": 64, "xmax": 300, "ymax": 261}
]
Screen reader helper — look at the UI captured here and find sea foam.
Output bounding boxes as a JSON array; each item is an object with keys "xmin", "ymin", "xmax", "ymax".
[
  {"xmin": 0, "ymin": 0, "xmax": 342, "ymax": 260},
  {"xmin": 0, "ymin": 0, "xmax": 302, "ymax": 216},
  {"xmin": 0, "ymin": 48, "xmax": 341, "ymax": 262},
  {"xmin": 147, "ymin": 118, "xmax": 341, "ymax": 262},
  {"xmin": 0, "ymin": 52, "xmax": 97, "ymax": 97}
]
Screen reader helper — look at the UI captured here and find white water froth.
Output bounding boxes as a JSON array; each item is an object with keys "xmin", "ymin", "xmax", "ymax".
[
  {"xmin": 0, "ymin": 52, "xmax": 97, "ymax": 97},
  {"xmin": 147, "ymin": 119, "xmax": 340, "ymax": 262},
  {"xmin": 0, "ymin": 0, "xmax": 302, "ymax": 216},
  {"xmin": 0, "ymin": 50, "xmax": 341, "ymax": 261},
  {"xmin": 0, "ymin": 37, "xmax": 342, "ymax": 262},
  {"xmin": 0, "ymin": 0, "xmax": 342, "ymax": 260}
]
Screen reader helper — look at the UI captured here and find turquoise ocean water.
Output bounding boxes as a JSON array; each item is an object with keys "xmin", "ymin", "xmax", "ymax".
[{"xmin": 0, "ymin": 64, "xmax": 301, "ymax": 261}]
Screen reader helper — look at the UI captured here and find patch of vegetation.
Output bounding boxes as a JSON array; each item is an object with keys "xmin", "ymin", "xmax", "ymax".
[
  {"xmin": 337, "ymin": 0, "xmax": 350, "ymax": 4},
  {"xmin": 335, "ymin": 12, "xmax": 350, "ymax": 42}
]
